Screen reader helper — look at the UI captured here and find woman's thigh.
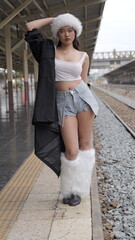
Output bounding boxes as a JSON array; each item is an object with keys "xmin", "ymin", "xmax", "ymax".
[
  {"xmin": 77, "ymin": 108, "xmax": 95, "ymax": 149},
  {"xmin": 60, "ymin": 116, "xmax": 79, "ymax": 159}
]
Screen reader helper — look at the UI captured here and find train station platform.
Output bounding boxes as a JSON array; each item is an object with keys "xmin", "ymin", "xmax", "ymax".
[
  {"xmin": 0, "ymin": 153, "xmax": 92, "ymax": 240},
  {"xmin": 0, "ymin": 87, "xmax": 95, "ymax": 240},
  {"xmin": 0, "ymin": 83, "xmax": 105, "ymax": 240}
]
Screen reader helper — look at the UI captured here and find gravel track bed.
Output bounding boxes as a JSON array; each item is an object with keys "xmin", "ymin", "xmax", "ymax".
[
  {"xmin": 93, "ymin": 86, "xmax": 135, "ymax": 109},
  {"xmin": 92, "ymin": 87, "xmax": 135, "ymax": 133},
  {"xmin": 94, "ymin": 97, "xmax": 135, "ymax": 240}
]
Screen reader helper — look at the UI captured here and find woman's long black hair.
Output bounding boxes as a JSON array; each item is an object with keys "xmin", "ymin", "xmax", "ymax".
[{"xmin": 57, "ymin": 31, "xmax": 80, "ymax": 50}]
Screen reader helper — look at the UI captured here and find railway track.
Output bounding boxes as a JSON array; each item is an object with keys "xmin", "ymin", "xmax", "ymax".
[
  {"xmin": 93, "ymin": 87, "xmax": 135, "ymax": 239},
  {"xmin": 92, "ymin": 86, "xmax": 135, "ymax": 138},
  {"xmin": 106, "ymin": 84, "xmax": 135, "ymax": 91}
]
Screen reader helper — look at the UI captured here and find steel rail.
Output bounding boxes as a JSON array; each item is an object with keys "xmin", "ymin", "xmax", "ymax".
[
  {"xmin": 93, "ymin": 86, "xmax": 135, "ymax": 110},
  {"xmin": 96, "ymin": 95, "xmax": 135, "ymax": 139}
]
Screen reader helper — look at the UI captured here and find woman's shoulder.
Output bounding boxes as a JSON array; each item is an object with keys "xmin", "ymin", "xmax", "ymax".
[
  {"xmin": 78, "ymin": 51, "xmax": 88, "ymax": 57},
  {"xmin": 82, "ymin": 51, "xmax": 88, "ymax": 57},
  {"xmin": 79, "ymin": 51, "xmax": 89, "ymax": 63}
]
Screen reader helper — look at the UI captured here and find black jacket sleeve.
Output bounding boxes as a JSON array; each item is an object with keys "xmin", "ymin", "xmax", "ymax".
[
  {"xmin": 25, "ymin": 29, "xmax": 64, "ymax": 177},
  {"xmin": 25, "ymin": 29, "xmax": 44, "ymax": 63}
]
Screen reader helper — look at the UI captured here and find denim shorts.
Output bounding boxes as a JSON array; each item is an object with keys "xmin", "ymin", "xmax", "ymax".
[{"xmin": 56, "ymin": 81, "xmax": 99, "ymax": 127}]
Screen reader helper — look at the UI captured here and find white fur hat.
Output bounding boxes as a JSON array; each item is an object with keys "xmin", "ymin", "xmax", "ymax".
[{"xmin": 51, "ymin": 13, "xmax": 82, "ymax": 38}]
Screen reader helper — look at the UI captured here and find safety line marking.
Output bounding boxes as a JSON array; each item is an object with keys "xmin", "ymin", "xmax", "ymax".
[{"xmin": 0, "ymin": 152, "xmax": 43, "ymax": 240}]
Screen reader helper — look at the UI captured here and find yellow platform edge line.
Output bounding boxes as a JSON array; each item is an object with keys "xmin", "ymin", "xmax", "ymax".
[{"xmin": 0, "ymin": 152, "xmax": 44, "ymax": 240}]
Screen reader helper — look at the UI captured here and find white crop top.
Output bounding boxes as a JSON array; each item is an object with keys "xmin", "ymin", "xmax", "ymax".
[{"xmin": 55, "ymin": 52, "xmax": 88, "ymax": 82}]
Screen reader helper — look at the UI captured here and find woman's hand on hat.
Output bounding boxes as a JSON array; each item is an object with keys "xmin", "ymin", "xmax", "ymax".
[{"xmin": 52, "ymin": 17, "xmax": 56, "ymax": 23}]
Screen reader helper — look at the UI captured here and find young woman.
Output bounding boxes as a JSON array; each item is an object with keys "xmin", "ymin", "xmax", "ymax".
[{"xmin": 25, "ymin": 13, "xmax": 99, "ymax": 206}]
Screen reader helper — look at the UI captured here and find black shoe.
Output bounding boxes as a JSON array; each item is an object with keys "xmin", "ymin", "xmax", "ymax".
[
  {"xmin": 62, "ymin": 197, "xmax": 70, "ymax": 204},
  {"xmin": 69, "ymin": 194, "xmax": 81, "ymax": 206}
]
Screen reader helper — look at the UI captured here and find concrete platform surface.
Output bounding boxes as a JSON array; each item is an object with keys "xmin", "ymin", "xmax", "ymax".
[{"xmin": 6, "ymin": 162, "xmax": 92, "ymax": 240}]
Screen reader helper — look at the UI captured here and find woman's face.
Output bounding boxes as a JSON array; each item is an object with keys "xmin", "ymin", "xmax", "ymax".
[{"xmin": 57, "ymin": 26, "xmax": 75, "ymax": 45}]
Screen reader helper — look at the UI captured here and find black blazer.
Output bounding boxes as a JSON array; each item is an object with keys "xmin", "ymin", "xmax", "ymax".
[{"xmin": 25, "ymin": 29, "xmax": 64, "ymax": 176}]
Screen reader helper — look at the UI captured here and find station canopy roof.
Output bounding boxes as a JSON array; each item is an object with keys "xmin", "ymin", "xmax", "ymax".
[
  {"xmin": 104, "ymin": 59, "xmax": 135, "ymax": 78},
  {"xmin": 0, "ymin": 0, "xmax": 106, "ymax": 72}
]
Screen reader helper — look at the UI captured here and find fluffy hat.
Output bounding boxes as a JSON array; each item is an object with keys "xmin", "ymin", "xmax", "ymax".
[{"xmin": 51, "ymin": 13, "xmax": 82, "ymax": 38}]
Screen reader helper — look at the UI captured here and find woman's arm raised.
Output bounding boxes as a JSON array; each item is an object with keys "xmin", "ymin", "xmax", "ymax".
[{"xmin": 26, "ymin": 17, "xmax": 55, "ymax": 31}]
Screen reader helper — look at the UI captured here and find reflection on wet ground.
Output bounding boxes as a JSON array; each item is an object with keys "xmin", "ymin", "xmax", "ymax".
[{"xmin": 0, "ymin": 87, "xmax": 35, "ymax": 190}]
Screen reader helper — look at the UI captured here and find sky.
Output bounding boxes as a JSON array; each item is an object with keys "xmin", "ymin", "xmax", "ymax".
[{"xmin": 94, "ymin": 0, "xmax": 135, "ymax": 52}]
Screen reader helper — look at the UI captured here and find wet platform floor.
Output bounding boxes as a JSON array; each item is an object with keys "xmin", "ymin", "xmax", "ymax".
[{"xmin": 0, "ymin": 87, "xmax": 35, "ymax": 190}]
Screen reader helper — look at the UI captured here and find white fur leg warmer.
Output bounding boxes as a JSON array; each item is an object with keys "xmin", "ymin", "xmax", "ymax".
[
  {"xmin": 60, "ymin": 149, "xmax": 95, "ymax": 198},
  {"xmin": 77, "ymin": 148, "xmax": 95, "ymax": 197},
  {"xmin": 60, "ymin": 153, "xmax": 79, "ymax": 198}
]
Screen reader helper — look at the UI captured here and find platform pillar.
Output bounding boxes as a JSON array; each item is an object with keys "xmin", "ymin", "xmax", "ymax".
[
  {"xmin": 23, "ymin": 42, "xmax": 29, "ymax": 106},
  {"xmin": 5, "ymin": 24, "xmax": 14, "ymax": 114}
]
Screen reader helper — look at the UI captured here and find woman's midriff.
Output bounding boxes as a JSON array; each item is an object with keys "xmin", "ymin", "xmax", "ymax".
[{"xmin": 55, "ymin": 80, "xmax": 82, "ymax": 91}]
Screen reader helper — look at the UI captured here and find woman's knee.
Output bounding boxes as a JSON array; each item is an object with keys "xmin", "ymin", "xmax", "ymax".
[
  {"xmin": 79, "ymin": 139, "xmax": 93, "ymax": 150},
  {"xmin": 65, "ymin": 148, "xmax": 79, "ymax": 160}
]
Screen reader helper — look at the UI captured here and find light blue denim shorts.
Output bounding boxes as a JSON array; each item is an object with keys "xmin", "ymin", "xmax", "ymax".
[{"xmin": 56, "ymin": 81, "xmax": 99, "ymax": 127}]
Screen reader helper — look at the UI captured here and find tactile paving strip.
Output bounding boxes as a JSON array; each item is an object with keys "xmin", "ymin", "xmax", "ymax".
[{"xmin": 0, "ymin": 152, "xmax": 43, "ymax": 240}]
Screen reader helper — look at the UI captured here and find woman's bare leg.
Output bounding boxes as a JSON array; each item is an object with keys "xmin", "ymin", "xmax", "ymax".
[
  {"xmin": 77, "ymin": 108, "xmax": 95, "ymax": 150},
  {"xmin": 60, "ymin": 113, "xmax": 95, "ymax": 204},
  {"xmin": 60, "ymin": 116, "xmax": 79, "ymax": 160}
]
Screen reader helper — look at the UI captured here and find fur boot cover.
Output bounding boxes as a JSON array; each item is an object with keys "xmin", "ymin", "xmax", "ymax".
[
  {"xmin": 77, "ymin": 148, "xmax": 95, "ymax": 197},
  {"xmin": 60, "ymin": 149, "xmax": 95, "ymax": 198},
  {"xmin": 60, "ymin": 152, "xmax": 80, "ymax": 198}
]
